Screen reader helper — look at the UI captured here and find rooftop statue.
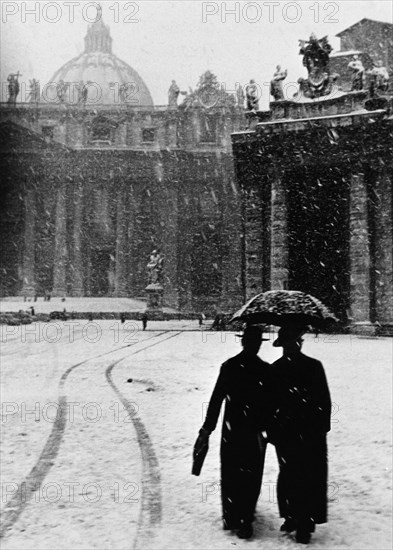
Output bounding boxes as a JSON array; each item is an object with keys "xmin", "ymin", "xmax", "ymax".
[
  {"xmin": 246, "ymin": 79, "xmax": 259, "ymax": 111},
  {"xmin": 347, "ymin": 55, "xmax": 365, "ymax": 91},
  {"xmin": 57, "ymin": 80, "xmax": 69, "ymax": 103},
  {"xmin": 28, "ymin": 78, "xmax": 40, "ymax": 104},
  {"xmin": 77, "ymin": 81, "xmax": 88, "ymax": 104},
  {"xmin": 367, "ymin": 60, "xmax": 390, "ymax": 97},
  {"xmin": 236, "ymin": 83, "xmax": 245, "ymax": 108},
  {"xmin": 270, "ymin": 65, "xmax": 288, "ymax": 101},
  {"xmin": 7, "ymin": 72, "xmax": 21, "ymax": 105},
  {"xmin": 168, "ymin": 80, "xmax": 180, "ymax": 106},
  {"xmin": 298, "ymin": 33, "xmax": 333, "ymax": 98}
]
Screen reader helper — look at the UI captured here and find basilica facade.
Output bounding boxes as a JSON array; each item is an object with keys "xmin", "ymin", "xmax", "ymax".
[{"xmin": 0, "ymin": 17, "xmax": 244, "ymax": 312}]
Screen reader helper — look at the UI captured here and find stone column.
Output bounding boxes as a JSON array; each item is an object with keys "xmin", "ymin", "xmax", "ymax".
[
  {"xmin": 21, "ymin": 187, "xmax": 36, "ymax": 297},
  {"xmin": 270, "ymin": 174, "xmax": 288, "ymax": 290},
  {"xmin": 52, "ymin": 184, "xmax": 67, "ymax": 297},
  {"xmin": 71, "ymin": 183, "xmax": 84, "ymax": 296},
  {"xmin": 114, "ymin": 187, "xmax": 128, "ymax": 297},
  {"xmin": 158, "ymin": 181, "xmax": 179, "ymax": 309},
  {"xmin": 374, "ymin": 171, "xmax": 393, "ymax": 333},
  {"xmin": 244, "ymin": 186, "xmax": 264, "ymax": 300},
  {"xmin": 349, "ymin": 173, "xmax": 374, "ymax": 334},
  {"xmin": 177, "ymin": 187, "xmax": 193, "ymax": 311},
  {"xmin": 219, "ymin": 156, "xmax": 243, "ymax": 309}
]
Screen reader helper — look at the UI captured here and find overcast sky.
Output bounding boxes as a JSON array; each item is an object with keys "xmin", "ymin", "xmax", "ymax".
[{"xmin": 1, "ymin": 0, "xmax": 392, "ymax": 106}]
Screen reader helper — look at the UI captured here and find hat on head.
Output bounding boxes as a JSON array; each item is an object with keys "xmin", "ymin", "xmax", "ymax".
[
  {"xmin": 273, "ymin": 326, "xmax": 307, "ymax": 347},
  {"xmin": 236, "ymin": 325, "xmax": 269, "ymax": 341}
]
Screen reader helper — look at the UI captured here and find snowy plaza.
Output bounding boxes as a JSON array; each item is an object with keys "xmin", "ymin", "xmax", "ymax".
[{"xmin": 1, "ymin": 321, "xmax": 392, "ymax": 549}]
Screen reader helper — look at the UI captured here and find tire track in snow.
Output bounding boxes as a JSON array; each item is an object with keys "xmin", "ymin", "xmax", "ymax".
[
  {"xmin": 106, "ymin": 330, "xmax": 183, "ymax": 549},
  {"xmin": 0, "ymin": 331, "xmax": 168, "ymax": 539}
]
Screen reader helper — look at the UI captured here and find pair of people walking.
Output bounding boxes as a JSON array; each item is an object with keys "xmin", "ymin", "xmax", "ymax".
[{"xmin": 194, "ymin": 324, "xmax": 331, "ymax": 544}]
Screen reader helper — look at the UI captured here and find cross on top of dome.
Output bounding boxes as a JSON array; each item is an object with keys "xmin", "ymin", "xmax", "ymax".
[{"xmin": 84, "ymin": 5, "xmax": 113, "ymax": 54}]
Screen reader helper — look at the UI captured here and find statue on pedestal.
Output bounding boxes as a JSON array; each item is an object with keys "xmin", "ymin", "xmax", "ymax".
[
  {"xmin": 7, "ymin": 72, "xmax": 21, "ymax": 105},
  {"xmin": 270, "ymin": 65, "xmax": 288, "ymax": 101},
  {"xmin": 347, "ymin": 55, "xmax": 365, "ymax": 91},
  {"xmin": 145, "ymin": 249, "xmax": 164, "ymax": 313},
  {"xmin": 245, "ymin": 79, "xmax": 259, "ymax": 111},
  {"xmin": 147, "ymin": 249, "xmax": 164, "ymax": 285},
  {"xmin": 298, "ymin": 33, "xmax": 333, "ymax": 98}
]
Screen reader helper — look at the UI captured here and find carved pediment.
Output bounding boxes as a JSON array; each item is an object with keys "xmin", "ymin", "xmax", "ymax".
[{"xmin": 181, "ymin": 71, "xmax": 236, "ymax": 110}]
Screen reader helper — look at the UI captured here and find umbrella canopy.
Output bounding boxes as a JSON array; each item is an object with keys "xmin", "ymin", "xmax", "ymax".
[{"xmin": 229, "ymin": 290, "xmax": 338, "ymax": 328}]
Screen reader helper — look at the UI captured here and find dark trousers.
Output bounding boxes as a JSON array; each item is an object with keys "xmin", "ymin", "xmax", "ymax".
[
  {"xmin": 221, "ymin": 433, "xmax": 267, "ymax": 527},
  {"xmin": 275, "ymin": 433, "xmax": 328, "ymax": 524}
]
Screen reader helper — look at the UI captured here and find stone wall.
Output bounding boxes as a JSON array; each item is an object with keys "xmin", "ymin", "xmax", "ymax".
[{"xmin": 0, "ymin": 105, "xmax": 244, "ymax": 313}]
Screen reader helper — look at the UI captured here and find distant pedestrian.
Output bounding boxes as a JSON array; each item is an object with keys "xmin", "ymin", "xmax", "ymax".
[
  {"xmin": 198, "ymin": 313, "xmax": 205, "ymax": 327},
  {"xmin": 142, "ymin": 312, "xmax": 148, "ymax": 331},
  {"xmin": 30, "ymin": 306, "xmax": 35, "ymax": 316},
  {"xmin": 211, "ymin": 313, "xmax": 224, "ymax": 331},
  {"xmin": 120, "ymin": 313, "xmax": 126, "ymax": 324}
]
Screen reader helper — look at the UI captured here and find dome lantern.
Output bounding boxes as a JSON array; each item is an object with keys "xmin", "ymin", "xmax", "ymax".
[{"xmin": 84, "ymin": 18, "xmax": 113, "ymax": 54}]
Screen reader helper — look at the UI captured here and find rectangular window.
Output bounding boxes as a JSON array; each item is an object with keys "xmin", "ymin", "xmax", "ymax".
[
  {"xmin": 142, "ymin": 128, "xmax": 156, "ymax": 142},
  {"xmin": 126, "ymin": 124, "xmax": 133, "ymax": 145},
  {"xmin": 41, "ymin": 126, "xmax": 54, "ymax": 139}
]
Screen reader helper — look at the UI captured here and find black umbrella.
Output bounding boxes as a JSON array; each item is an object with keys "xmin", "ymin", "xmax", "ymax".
[{"xmin": 229, "ymin": 290, "xmax": 338, "ymax": 328}]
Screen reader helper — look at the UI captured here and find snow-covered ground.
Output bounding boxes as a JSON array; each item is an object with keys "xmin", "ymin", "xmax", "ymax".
[
  {"xmin": 0, "ymin": 297, "xmax": 177, "ymax": 314},
  {"xmin": 1, "ymin": 322, "xmax": 392, "ymax": 549}
]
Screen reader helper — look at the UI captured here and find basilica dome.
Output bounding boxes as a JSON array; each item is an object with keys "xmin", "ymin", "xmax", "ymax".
[{"xmin": 48, "ymin": 18, "xmax": 153, "ymax": 106}]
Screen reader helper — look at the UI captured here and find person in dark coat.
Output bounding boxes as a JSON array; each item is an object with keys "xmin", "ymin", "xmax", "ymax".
[
  {"xmin": 269, "ymin": 326, "xmax": 331, "ymax": 545},
  {"xmin": 194, "ymin": 325, "xmax": 272, "ymax": 539},
  {"xmin": 142, "ymin": 312, "xmax": 148, "ymax": 331}
]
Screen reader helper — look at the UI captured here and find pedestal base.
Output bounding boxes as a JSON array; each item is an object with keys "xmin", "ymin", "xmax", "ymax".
[
  {"xmin": 145, "ymin": 283, "xmax": 164, "ymax": 313},
  {"xmin": 21, "ymin": 285, "xmax": 35, "ymax": 298},
  {"xmin": 349, "ymin": 321, "xmax": 377, "ymax": 336},
  {"xmin": 51, "ymin": 288, "xmax": 67, "ymax": 298},
  {"xmin": 71, "ymin": 288, "xmax": 84, "ymax": 297}
]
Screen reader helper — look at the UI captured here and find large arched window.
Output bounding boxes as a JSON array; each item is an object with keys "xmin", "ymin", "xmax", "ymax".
[{"xmin": 199, "ymin": 114, "xmax": 217, "ymax": 143}]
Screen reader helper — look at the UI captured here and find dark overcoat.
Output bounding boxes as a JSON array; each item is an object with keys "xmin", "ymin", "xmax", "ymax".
[
  {"xmin": 202, "ymin": 351, "xmax": 272, "ymax": 528},
  {"xmin": 269, "ymin": 352, "xmax": 331, "ymax": 524}
]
